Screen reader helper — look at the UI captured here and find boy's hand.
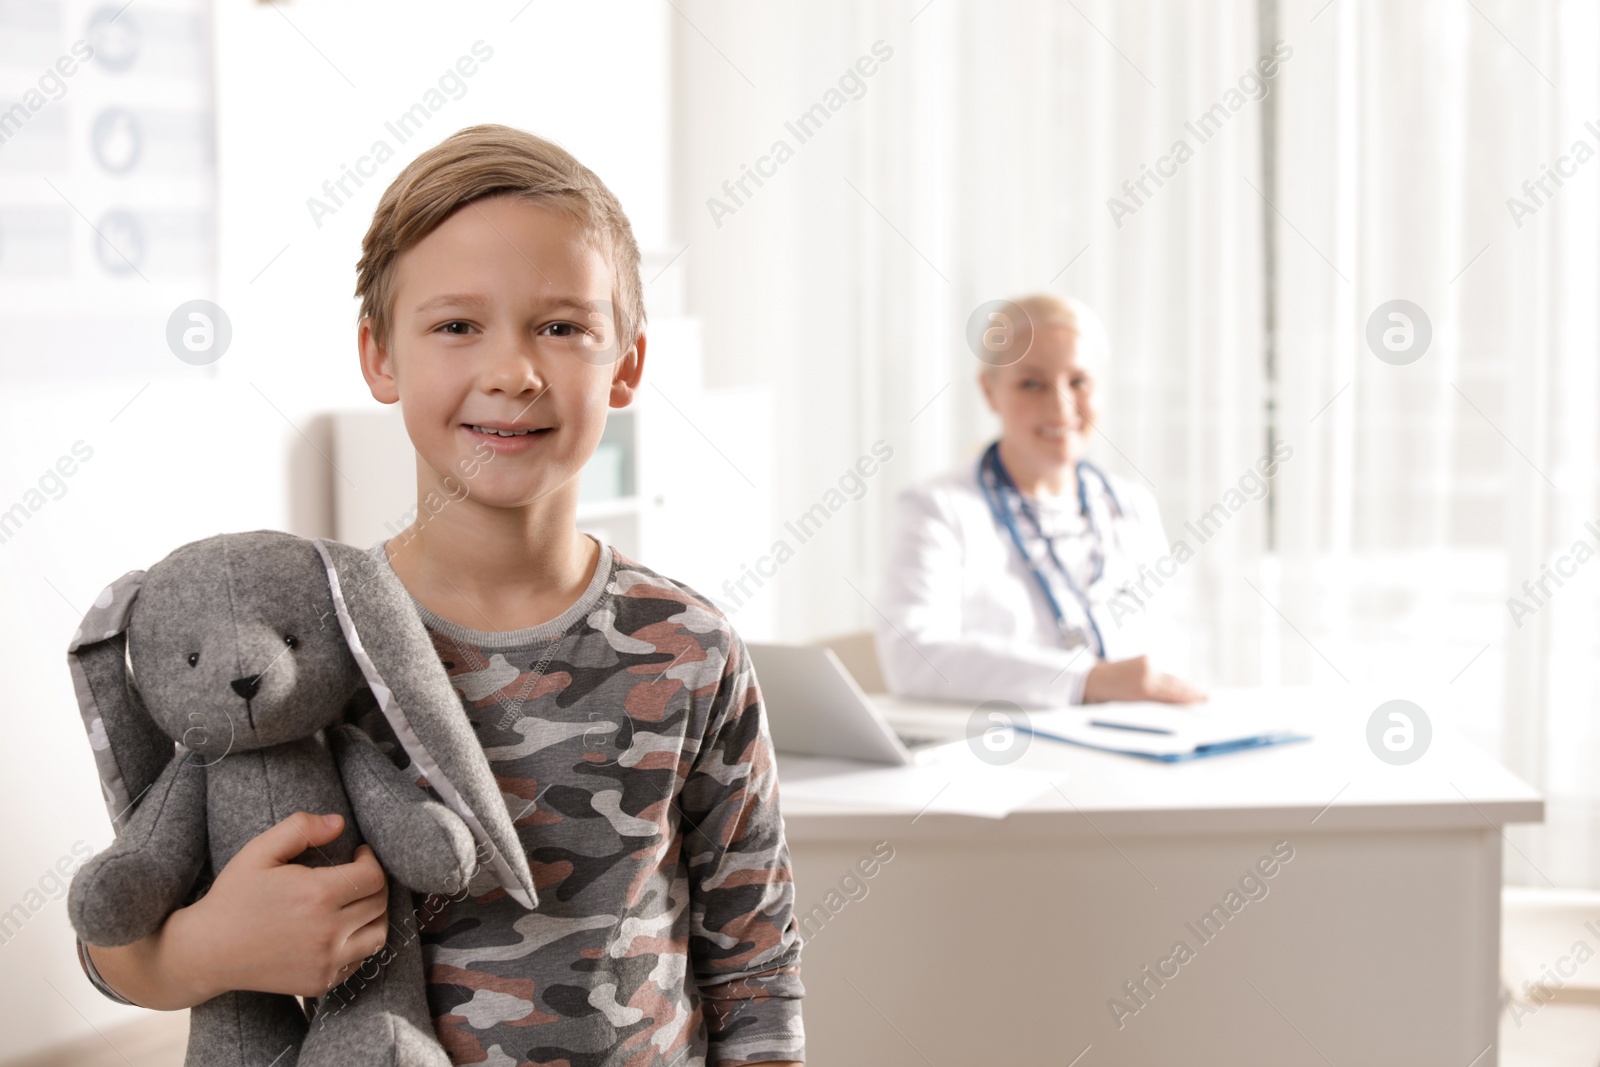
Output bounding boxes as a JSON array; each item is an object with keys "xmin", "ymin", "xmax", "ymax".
[
  {"xmin": 1082, "ymin": 654, "xmax": 1207, "ymax": 705},
  {"xmin": 163, "ymin": 812, "xmax": 390, "ymax": 999}
]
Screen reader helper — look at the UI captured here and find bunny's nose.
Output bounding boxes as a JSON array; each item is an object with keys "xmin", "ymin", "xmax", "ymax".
[{"xmin": 230, "ymin": 674, "xmax": 262, "ymax": 700}]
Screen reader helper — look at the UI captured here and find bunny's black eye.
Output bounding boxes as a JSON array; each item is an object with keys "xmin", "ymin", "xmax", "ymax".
[
  {"xmin": 186, "ymin": 652, "xmax": 199, "ymax": 667},
  {"xmin": 284, "ymin": 634, "xmax": 299, "ymax": 649}
]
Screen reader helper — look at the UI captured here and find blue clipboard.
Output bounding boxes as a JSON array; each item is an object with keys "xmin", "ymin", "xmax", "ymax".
[{"xmin": 1014, "ymin": 723, "xmax": 1312, "ymax": 763}]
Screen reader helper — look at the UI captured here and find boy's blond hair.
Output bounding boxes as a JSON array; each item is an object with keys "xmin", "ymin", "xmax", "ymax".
[{"xmin": 355, "ymin": 123, "xmax": 645, "ymax": 357}]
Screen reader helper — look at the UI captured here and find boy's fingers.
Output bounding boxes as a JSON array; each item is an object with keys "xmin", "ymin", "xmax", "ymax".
[
  {"xmin": 339, "ymin": 882, "xmax": 389, "ymax": 927},
  {"xmin": 241, "ymin": 812, "xmax": 345, "ymax": 867},
  {"xmin": 346, "ymin": 910, "xmax": 392, "ymax": 964},
  {"xmin": 348, "ymin": 844, "xmax": 386, "ymax": 883},
  {"xmin": 319, "ymin": 844, "xmax": 388, "ymax": 906}
]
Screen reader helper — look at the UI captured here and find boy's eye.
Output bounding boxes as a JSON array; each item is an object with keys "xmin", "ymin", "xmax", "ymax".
[
  {"xmin": 186, "ymin": 652, "xmax": 199, "ymax": 667},
  {"xmin": 543, "ymin": 321, "xmax": 581, "ymax": 338},
  {"xmin": 438, "ymin": 321, "xmax": 474, "ymax": 335}
]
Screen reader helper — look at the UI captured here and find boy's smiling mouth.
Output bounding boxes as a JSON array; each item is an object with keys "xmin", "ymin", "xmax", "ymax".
[
  {"xmin": 462, "ymin": 421, "xmax": 554, "ymax": 450},
  {"xmin": 467, "ymin": 422, "xmax": 546, "ymax": 436}
]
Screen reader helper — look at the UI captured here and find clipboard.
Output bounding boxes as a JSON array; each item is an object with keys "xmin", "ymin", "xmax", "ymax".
[{"xmin": 1016, "ymin": 704, "xmax": 1312, "ymax": 763}]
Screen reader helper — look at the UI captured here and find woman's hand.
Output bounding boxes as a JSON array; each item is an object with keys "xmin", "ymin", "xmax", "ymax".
[
  {"xmin": 1082, "ymin": 655, "xmax": 1206, "ymax": 704},
  {"xmin": 87, "ymin": 812, "xmax": 390, "ymax": 1008}
]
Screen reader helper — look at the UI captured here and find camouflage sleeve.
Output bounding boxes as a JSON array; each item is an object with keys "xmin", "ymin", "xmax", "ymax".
[{"xmin": 678, "ymin": 628, "xmax": 805, "ymax": 1066}]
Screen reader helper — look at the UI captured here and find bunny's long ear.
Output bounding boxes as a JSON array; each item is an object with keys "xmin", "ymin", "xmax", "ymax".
[
  {"xmin": 313, "ymin": 539, "xmax": 538, "ymax": 909},
  {"xmin": 66, "ymin": 570, "xmax": 175, "ymax": 833}
]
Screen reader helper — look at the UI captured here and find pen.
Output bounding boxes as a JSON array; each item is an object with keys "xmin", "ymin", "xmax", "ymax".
[{"xmin": 1088, "ymin": 720, "xmax": 1176, "ymax": 736}]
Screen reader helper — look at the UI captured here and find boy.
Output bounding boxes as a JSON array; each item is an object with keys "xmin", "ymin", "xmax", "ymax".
[{"xmin": 79, "ymin": 124, "xmax": 805, "ymax": 1066}]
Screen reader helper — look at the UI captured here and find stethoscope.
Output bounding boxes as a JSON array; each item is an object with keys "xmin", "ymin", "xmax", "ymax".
[{"xmin": 977, "ymin": 439, "xmax": 1125, "ymax": 658}]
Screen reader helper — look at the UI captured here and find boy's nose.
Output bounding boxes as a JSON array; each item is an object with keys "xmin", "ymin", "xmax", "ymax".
[
  {"xmin": 230, "ymin": 674, "xmax": 262, "ymax": 700},
  {"xmin": 483, "ymin": 341, "xmax": 547, "ymax": 394}
]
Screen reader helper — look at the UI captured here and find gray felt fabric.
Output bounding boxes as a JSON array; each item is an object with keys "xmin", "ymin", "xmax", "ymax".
[
  {"xmin": 299, "ymin": 881, "xmax": 451, "ymax": 1067},
  {"xmin": 65, "ymin": 530, "xmax": 535, "ymax": 1067},
  {"xmin": 67, "ymin": 750, "xmax": 208, "ymax": 946},
  {"xmin": 185, "ymin": 990, "xmax": 311, "ymax": 1067},
  {"xmin": 328, "ymin": 723, "xmax": 476, "ymax": 896},
  {"xmin": 67, "ymin": 566, "xmax": 174, "ymax": 833},
  {"xmin": 315, "ymin": 539, "xmax": 535, "ymax": 907}
]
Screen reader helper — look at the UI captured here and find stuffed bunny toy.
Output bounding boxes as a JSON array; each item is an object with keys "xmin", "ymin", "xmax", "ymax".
[{"xmin": 65, "ymin": 530, "xmax": 539, "ymax": 1067}]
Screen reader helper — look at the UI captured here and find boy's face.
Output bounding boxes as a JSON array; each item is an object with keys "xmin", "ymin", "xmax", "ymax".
[{"xmin": 359, "ymin": 194, "xmax": 642, "ymax": 513}]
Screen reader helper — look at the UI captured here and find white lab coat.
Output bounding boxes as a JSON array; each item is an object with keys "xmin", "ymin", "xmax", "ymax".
[{"xmin": 874, "ymin": 456, "xmax": 1179, "ymax": 707}]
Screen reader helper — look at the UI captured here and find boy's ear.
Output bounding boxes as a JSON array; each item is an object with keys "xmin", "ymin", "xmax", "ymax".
[
  {"xmin": 358, "ymin": 317, "xmax": 400, "ymax": 404},
  {"xmin": 609, "ymin": 331, "xmax": 645, "ymax": 409}
]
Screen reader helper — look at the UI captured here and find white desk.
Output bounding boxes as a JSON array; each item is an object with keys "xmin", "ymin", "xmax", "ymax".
[{"xmin": 776, "ymin": 689, "xmax": 1542, "ymax": 1067}]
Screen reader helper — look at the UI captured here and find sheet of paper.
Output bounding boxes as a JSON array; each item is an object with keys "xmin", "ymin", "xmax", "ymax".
[{"xmin": 778, "ymin": 757, "xmax": 1060, "ymax": 819}]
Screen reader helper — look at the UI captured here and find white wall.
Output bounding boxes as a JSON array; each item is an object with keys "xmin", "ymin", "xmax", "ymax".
[{"xmin": 0, "ymin": 1, "xmax": 671, "ymax": 1058}]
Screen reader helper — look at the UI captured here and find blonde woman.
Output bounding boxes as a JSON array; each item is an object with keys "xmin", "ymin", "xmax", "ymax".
[{"xmin": 875, "ymin": 293, "xmax": 1203, "ymax": 706}]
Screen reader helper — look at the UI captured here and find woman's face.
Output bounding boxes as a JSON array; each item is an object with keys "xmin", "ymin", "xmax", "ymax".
[{"xmin": 980, "ymin": 322, "xmax": 1097, "ymax": 473}]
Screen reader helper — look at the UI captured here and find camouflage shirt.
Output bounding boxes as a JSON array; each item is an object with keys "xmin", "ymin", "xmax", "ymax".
[{"xmin": 351, "ymin": 537, "xmax": 806, "ymax": 1066}]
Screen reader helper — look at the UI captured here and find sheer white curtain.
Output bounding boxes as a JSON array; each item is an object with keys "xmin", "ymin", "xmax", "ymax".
[
  {"xmin": 672, "ymin": 0, "xmax": 1600, "ymax": 887},
  {"xmin": 1273, "ymin": 0, "xmax": 1600, "ymax": 886},
  {"xmin": 672, "ymin": 0, "xmax": 1268, "ymax": 681}
]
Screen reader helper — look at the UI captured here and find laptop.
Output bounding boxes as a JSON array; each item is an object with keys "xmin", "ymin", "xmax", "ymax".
[{"xmin": 745, "ymin": 642, "xmax": 965, "ymax": 765}]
